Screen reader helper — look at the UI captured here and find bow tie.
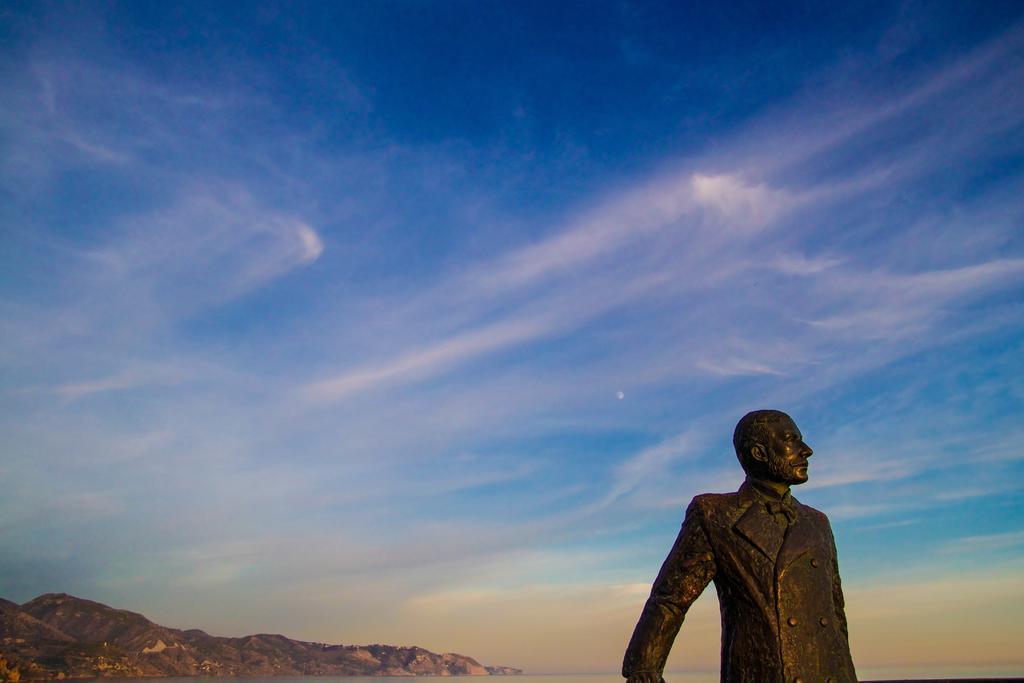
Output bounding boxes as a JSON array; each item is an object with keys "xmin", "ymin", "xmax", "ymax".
[{"xmin": 765, "ymin": 498, "xmax": 797, "ymax": 525}]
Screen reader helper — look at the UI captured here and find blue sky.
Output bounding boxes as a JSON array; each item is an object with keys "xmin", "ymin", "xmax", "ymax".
[{"xmin": 2, "ymin": 0, "xmax": 1024, "ymax": 675}]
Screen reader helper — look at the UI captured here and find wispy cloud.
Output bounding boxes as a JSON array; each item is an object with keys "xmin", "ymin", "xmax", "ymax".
[
  {"xmin": 49, "ymin": 361, "xmax": 197, "ymax": 399},
  {"xmin": 940, "ymin": 530, "xmax": 1024, "ymax": 554},
  {"xmin": 302, "ymin": 318, "xmax": 547, "ymax": 402},
  {"xmin": 694, "ymin": 356, "xmax": 786, "ymax": 377},
  {"xmin": 54, "ymin": 375, "xmax": 145, "ymax": 399},
  {"xmin": 807, "ymin": 259, "xmax": 1024, "ymax": 340},
  {"xmin": 691, "ymin": 173, "xmax": 791, "ymax": 226},
  {"xmin": 296, "ymin": 167, "xmax": 804, "ymax": 404},
  {"xmin": 602, "ymin": 431, "xmax": 700, "ymax": 507},
  {"xmin": 826, "ymin": 502, "xmax": 901, "ymax": 521},
  {"xmin": 96, "ymin": 186, "xmax": 324, "ymax": 305},
  {"xmin": 2, "ymin": 6, "xmax": 1023, "ymax": 674}
]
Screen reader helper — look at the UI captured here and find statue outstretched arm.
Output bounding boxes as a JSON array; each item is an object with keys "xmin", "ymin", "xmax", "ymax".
[{"xmin": 622, "ymin": 498, "xmax": 716, "ymax": 682}]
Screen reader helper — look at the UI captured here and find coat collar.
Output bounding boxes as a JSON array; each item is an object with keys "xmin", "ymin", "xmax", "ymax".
[
  {"xmin": 733, "ymin": 481, "xmax": 787, "ymax": 561},
  {"xmin": 733, "ymin": 480, "xmax": 812, "ymax": 566}
]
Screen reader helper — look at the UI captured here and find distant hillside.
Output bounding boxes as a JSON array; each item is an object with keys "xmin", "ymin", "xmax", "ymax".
[{"xmin": 0, "ymin": 593, "xmax": 521, "ymax": 680}]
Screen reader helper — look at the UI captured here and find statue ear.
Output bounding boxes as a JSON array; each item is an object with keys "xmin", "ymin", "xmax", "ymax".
[{"xmin": 750, "ymin": 443, "xmax": 768, "ymax": 464}]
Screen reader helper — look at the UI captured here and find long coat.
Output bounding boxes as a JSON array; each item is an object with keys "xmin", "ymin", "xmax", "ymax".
[{"xmin": 622, "ymin": 481, "xmax": 857, "ymax": 683}]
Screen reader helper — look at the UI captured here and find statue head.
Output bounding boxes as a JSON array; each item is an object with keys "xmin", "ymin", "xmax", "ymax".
[{"xmin": 733, "ymin": 409, "xmax": 813, "ymax": 485}]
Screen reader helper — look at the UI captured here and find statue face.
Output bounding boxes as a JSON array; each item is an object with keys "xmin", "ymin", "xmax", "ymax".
[{"xmin": 759, "ymin": 417, "xmax": 814, "ymax": 485}]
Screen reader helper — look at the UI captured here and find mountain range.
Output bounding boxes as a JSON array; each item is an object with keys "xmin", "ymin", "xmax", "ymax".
[{"xmin": 0, "ymin": 593, "xmax": 520, "ymax": 680}]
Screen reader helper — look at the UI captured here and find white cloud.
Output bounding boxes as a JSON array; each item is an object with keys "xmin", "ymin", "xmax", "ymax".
[
  {"xmin": 301, "ymin": 317, "xmax": 548, "ymax": 402},
  {"xmin": 51, "ymin": 363, "xmax": 193, "ymax": 399},
  {"xmin": 54, "ymin": 375, "xmax": 142, "ymax": 399},
  {"xmin": 3, "ymin": 13, "xmax": 1024, "ymax": 669},
  {"xmin": 296, "ymin": 223, "xmax": 325, "ymax": 262},
  {"xmin": 58, "ymin": 128, "xmax": 131, "ymax": 164},
  {"xmin": 694, "ymin": 357, "xmax": 785, "ymax": 377},
  {"xmin": 803, "ymin": 258, "xmax": 1024, "ymax": 343},
  {"xmin": 29, "ymin": 186, "xmax": 326, "ymax": 348},
  {"xmin": 771, "ymin": 252, "xmax": 842, "ymax": 276},
  {"xmin": 825, "ymin": 502, "xmax": 899, "ymax": 520},
  {"xmin": 295, "ymin": 167, "xmax": 803, "ymax": 406},
  {"xmin": 467, "ymin": 172, "xmax": 699, "ymax": 293},
  {"xmin": 460, "ymin": 169, "xmax": 795, "ymax": 301},
  {"xmin": 940, "ymin": 530, "xmax": 1024, "ymax": 554},
  {"xmin": 601, "ymin": 432, "xmax": 701, "ymax": 508},
  {"xmin": 691, "ymin": 172, "xmax": 790, "ymax": 227},
  {"xmin": 800, "ymin": 447, "xmax": 924, "ymax": 491}
]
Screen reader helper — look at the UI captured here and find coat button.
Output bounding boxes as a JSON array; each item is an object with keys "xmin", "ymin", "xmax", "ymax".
[
  {"xmin": 826, "ymin": 678, "xmax": 835, "ymax": 683},
  {"xmin": 793, "ymin": 678, "xmax": 804, "ymax": 683},
  {"xmin": 787, "ymin": 617, "xmax": 798, "ymax": 627},
  {"xmin": 810, "ymin": 558, "xmax": 819, "ymax": 567},
  {"xmin": 819, "ymin": 617, "xmax": 829, "ymax": 627}
]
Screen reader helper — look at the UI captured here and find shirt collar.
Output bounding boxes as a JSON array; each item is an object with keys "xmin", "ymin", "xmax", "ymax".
[
  {"xmin": 746, "ymin": 476, "xmax": 791, "ymax": 501},
  {"xmin": 738, "ymin": 476, "xmax": 797, "ymax": 508}
]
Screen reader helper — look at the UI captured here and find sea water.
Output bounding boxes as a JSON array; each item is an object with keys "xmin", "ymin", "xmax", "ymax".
[{"xmin": 99, "ymin": 677, "xmax": 711, "ymax": 683}]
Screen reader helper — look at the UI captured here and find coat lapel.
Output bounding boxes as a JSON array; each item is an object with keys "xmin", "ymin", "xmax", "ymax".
[
  {"xmin": 775, "ymin": 502, "xmax": 822, "ymax": 571},
  {"xmin": 733, "ymin": 493, "xmax": 785, "ymax": 562}
]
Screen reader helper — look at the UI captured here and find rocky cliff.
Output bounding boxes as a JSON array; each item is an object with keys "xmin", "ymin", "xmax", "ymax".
[{"xmin": 0, "ymin": 594, "xmax": 520, "ymax": 680}]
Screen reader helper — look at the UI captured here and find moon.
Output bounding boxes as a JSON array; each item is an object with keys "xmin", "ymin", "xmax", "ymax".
[{"xmin": 616, "ymin": 391, "xmax": 625, "ymax": 400}]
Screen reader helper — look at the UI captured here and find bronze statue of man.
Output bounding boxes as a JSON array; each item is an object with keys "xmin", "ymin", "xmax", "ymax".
[{"xmin": 622, "ymin": 410, "xmax": 857, "ymax": 683}]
